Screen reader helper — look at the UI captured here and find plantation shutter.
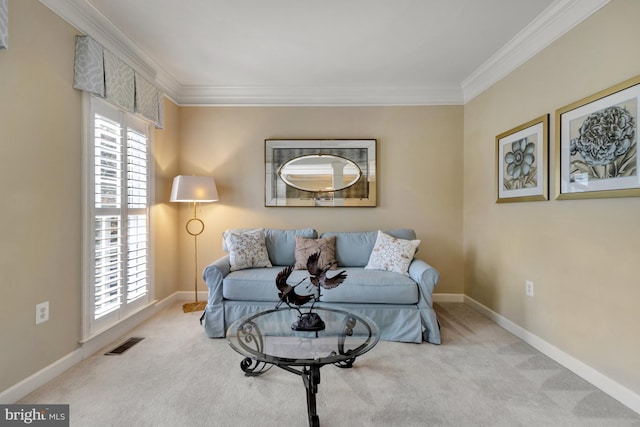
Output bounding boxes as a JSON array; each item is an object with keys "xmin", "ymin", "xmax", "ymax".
[
  {"xmin": 88, "ymin": 97, "xmax": 150, "ymax": 334},
  {"xmin": 94, "ymin": 113, "xmax": 124, "ymax": 318},
  {"xmin": 125, "ymin": 122, "xmax": 149, "ymax": 304}
]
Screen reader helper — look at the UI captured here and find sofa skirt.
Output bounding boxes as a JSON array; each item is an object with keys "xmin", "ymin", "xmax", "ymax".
[{"xmin": 204, "ymin": 300, "xmax": 426, "ymax": 344}]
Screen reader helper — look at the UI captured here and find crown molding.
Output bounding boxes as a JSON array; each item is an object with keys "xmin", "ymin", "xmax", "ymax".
[
  {"xmin": 41, "ymin": 0, "xmax": 610, "ymax": 106},
  {"xmin": 462, "ymin": 0, "xmax": 610, "ymax": 103},
  {"xmin": 176, "ymin": 85, "xmax": 463, "ymax": 106}
]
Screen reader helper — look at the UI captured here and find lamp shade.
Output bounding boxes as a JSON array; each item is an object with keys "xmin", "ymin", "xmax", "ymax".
[{"xmin": 170, "ymin": 175, "xmax": 219, "ymax": 202}]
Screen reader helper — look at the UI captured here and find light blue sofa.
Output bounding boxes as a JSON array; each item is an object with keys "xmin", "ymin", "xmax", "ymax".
[{"xmin": 201, "ymin": 228, "xmax": 441, "ymax": 344}]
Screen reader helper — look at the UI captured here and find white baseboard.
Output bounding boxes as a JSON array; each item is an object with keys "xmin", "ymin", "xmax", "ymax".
[
  {"xmin": 464, "ymin": 296, "xmax": 640, "ymax": 415},
  {"xmin": 0, "ymin": 292, "xmax": 183, "ymax": 404},
  {"xmin": 433, "ymin": 293, "xmax": 465, "ymax": 303},
  {"xmin": 172, "ymin": 290, "xmax": 208, "ymax": 302},
  {"xmin": 0, "ymin": 349, "xmax": 84, "ymax": 405}
]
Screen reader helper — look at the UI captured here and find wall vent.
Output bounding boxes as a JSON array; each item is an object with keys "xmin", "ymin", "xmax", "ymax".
[{"xmin": 105, "ymin": 337, "xmax": 145, "ymax": 355}]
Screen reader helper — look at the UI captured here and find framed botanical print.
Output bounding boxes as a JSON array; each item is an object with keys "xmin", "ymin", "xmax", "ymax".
[
  {"xmin": 496, "ymin": 114, "xmax": 549, "ymax": 203},
  {"xmin": 0, "ymin": 0, "xmax": 7, "ymax": 50},
  {"xmin": 556, "ymin": 75, "xmax": 639, "ymax": 199}
]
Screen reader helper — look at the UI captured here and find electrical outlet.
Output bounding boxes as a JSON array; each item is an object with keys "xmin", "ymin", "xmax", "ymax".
[
  {"xmin": 36, "ymin": 301, "xmax": 49, "ymax": 324},
  {"xmin": 525, "ymin": 280, "xmax": 534, "ymax": 297}
]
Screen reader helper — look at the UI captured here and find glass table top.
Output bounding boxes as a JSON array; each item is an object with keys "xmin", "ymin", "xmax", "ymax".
[{"xmin": 227, "ymin": 307, "xmax": 380, "ymax": 367}]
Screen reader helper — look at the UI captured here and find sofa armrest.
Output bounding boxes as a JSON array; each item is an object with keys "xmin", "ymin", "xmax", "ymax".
[
  {"xmin": 203, "ymin": 255, "xmax": 231, "ymax": 284},
  {"xmin": 408, "ymin": 259, "xmax": 441, "ymax": 344},
  {"xmin": 408, "ymin": 259, "xmax": 439, "ymax": 304},
  {"xmin": 201, "ymin": 255, "xmax": 231, "ymax": 337}
]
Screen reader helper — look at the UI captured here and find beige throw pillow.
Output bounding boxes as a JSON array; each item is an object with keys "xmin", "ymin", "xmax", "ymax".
[
  {"xmin": 294, "ymin": 236, "xmax": 337, "ymax": 270},
  {"xmin": 223, "ymin": 228, "xmax": 272, "ymax": 272},
  {"xmin": 365, "ymin": 230, "xmax": 420, "ymax": 276}
]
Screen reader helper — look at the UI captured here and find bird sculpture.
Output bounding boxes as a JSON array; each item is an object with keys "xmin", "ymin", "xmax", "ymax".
[
  {"xmin": 306, "ymin": 252, "xmax": 347, "ymax": 290},
  {"xmin": 275, "ymin": 265, "xmax": 315, "ymax": 313},
  {"xmin": 274, "ymin": 252, "xmax": 348, "ymax": 331}
]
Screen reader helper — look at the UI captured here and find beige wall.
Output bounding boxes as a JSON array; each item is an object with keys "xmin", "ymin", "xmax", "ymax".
[
  {"xmin": 178, "ymin": 106, "xmax": 464, "ymax": 296},
  {"xmin": 463, "ymin": 0, "xmax": 640, "ymax": 395},
  {"xmin": 0, "ymin": 1, "xmax": 181, "ymax": 393},
  {"xmin": 0, "ymin": 0, "xmax": 83, "ymax": 393}
]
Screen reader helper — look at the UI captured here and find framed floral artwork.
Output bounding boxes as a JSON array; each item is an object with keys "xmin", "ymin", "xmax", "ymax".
[
  {"xmin": 556, "ymin": 75, "xmax": 640, "ymax": 199},
  {"xmin": 496, "ymin": 114, "xmax": 549, "ymax": 203}
]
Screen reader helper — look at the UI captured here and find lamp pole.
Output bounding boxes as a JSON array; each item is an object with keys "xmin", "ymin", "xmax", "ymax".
[{"xmin": 183, "ymin": 201, "xmax": 206, "ymax": 312}]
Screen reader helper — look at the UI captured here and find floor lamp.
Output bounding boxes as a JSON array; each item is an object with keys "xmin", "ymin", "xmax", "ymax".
[{"xmin": 170, "ymin": 175, "xmax": 219, "ymax": 313}]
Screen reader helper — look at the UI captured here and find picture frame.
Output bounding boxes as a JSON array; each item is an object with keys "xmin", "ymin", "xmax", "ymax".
[
  {"xmin": 556, "ymin": 75, "xmax": 640, "ymax": 199},
  {"xmin": 496, "ymin": 114, "xmax": 549, "ymax": 203},
  {"xmin": 0, "ymin": 0, "xmax": 8, "ymax": 50},
  {"xmin": 265, "ymin": 139, "xmax": 377, "ymax": 207}
]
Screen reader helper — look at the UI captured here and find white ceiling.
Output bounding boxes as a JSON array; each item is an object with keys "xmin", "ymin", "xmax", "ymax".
[{"xmin": 42, "ymin": 0, "xmax": 609, "ymax": 105}]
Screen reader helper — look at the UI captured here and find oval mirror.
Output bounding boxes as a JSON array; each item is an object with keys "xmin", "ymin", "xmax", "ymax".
[{"xmin": 278, "ymin": 154, "xmax": 362, "ymax": 193}]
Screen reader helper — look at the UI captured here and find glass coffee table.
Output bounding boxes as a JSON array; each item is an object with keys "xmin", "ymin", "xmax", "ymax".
[{"xmin": 227, "ymin": 307, "xmax": 379, "ymax": 427}]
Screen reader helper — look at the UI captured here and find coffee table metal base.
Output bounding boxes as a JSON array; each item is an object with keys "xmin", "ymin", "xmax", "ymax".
[
  {"xmin": 228, "ymin": 309, "xmax": 379, "ymax": 427},
  {"xmin": 240, "ymin": 358, "xmax": 350, "ymax": 427}
]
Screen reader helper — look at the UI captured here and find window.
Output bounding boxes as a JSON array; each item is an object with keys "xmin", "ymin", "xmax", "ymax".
[{"xmin": 83, "ymin": 96, "xmax": 153, "ymax": 339}]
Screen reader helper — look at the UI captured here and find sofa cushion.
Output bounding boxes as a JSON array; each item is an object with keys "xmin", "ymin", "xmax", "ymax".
[
  {"xmin": 223, "ymin": 267, "xmax": 312, "ymax": 302},
  {"xmin": 223, "ymin": 228, "xmax": 318, "ymax": 266},
  {"xmin": 294, "ymin": 236, "xmax": 337, "ymax": 270},
  {"xmin": 223, "ymin": 228, "xmax": 272, "ymax": 271},
  {"xmin": 265, "ymin": 228, "xmax": 318, "ymax": 266},
  {"xmin": 365, "ymin": 230, "xmax": 420, "ymax": 276},
  {"xmin": 319, "ymin": 268, "xmax": 419, "ymax": 304},
  {"xmin": 319, "ymin": 229, "xmax": 417, "ymax": 267}
]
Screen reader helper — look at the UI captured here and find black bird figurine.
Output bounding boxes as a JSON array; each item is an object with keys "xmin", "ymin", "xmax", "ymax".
[
  {"xmin": 274, "ymin": 253, "xmax": 348, "ymax": 331},
  {"xmin": 307, "ymin": 252, "xmax": 347, "ymax": 290},
  {"xmin": 275, "ymin": 265, "xmax": 315, "ymax": 312}
]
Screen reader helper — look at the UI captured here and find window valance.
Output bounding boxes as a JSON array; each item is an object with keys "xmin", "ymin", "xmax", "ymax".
[
  {"xmin": 73, "ymin": 35, "xmax": 163, "ymax": 128},
  {"xmin": 0, "ymin": 0, "xmax": 8, "ymax": 50}
]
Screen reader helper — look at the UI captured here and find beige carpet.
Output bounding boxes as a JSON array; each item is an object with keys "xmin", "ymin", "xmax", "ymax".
[{"xmin": 20, "ymin": 302, "xmax": 640, "ymax": 426}]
